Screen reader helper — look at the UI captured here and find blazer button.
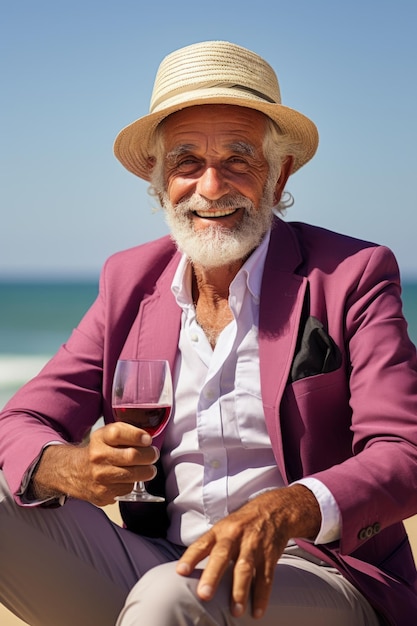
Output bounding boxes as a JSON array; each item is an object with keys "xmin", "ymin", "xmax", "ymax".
[
  {"xmin": 372, "ymin": 522, "xmax": 381, "ymax": 535},
  {"xmin": 358, "ymin": 525, "xmax": 375, "ymax": 541}
]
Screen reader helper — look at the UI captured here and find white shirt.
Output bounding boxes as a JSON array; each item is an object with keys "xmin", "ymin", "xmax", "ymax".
[{"xmin": 162, "ymin": 231, "xmax": 341, "ymax": 547}]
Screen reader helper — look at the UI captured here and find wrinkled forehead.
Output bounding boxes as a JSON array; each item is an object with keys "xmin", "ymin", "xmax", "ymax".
[{"xmin": 154, "ymin": 104, "xmax": 269, "ymax": 155}]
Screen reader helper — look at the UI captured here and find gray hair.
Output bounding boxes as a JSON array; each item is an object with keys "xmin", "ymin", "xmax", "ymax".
[{"xmin": 148, "ymin": 113, "xmax": 302, "ymax": 213}]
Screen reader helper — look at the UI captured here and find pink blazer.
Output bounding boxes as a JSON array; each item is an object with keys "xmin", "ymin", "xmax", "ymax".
[{"xmin": 2, "ymin": 218, "xmax": 417, "ymax": 624}]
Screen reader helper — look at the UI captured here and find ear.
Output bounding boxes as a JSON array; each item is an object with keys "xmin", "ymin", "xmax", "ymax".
[{"xmin": 273, "ymin": 156, "xmax": 293, "ymax": 205}]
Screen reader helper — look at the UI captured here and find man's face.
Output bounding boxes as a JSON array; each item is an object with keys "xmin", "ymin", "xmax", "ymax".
[
  {"xmin": 153, "ymin": 105, "xmax": 290, "ymax": 269},
  {"xmin": 162, "ymin": 105, "xmax": 271, "ymax": 229}
]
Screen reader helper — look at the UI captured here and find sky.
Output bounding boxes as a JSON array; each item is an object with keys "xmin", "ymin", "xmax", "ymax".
[{"xmin": 1, "ymin": 0, "xmax": 416, "ymax": 280}]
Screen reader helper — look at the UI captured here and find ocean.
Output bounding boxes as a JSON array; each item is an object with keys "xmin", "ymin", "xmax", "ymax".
[
  {"xmin": 0, "ymin": 279, "xmax": 416, "ymax": 409},
  {"xmin": 0, "ymin": 281, "xmax": 99, "ymax": 408}
]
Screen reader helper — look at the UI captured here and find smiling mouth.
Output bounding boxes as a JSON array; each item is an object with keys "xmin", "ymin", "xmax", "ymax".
[{"xmin": 193, "ymin": 208, "xmax": 239, "ymax": 219}]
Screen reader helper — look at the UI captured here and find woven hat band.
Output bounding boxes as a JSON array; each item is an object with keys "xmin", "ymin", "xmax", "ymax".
[{"xmin": 151, "ymin": 82, "xmax": 278, "ymax": 114}]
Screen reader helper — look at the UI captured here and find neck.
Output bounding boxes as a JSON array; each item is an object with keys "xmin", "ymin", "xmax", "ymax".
[
  {"xmin": 192, "ymin": 260, "xmax": 243, "ymax": 304},
  {"xmin": 191, "ymin": 260, "xmax": 243, "ymax": 348}
]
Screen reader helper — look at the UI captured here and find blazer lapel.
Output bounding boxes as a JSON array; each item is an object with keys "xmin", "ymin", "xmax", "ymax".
[
  {"xmin": 259, "ymin": 219, "xmax": 307, "ymax": 481},
  {"xmin": 119, "ymin": 252, "xmax": 182, "ymax": 376}
]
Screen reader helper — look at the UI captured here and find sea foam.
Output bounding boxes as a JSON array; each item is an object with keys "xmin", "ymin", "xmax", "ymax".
[{"xmin": 0, "ymin": 354, "xmax": 50, "ymax": 390}]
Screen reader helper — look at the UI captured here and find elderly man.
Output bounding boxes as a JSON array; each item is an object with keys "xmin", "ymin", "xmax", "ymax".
[{"xmin": 1, "ymin": 40, "xmax": 417, "ymax": 626}]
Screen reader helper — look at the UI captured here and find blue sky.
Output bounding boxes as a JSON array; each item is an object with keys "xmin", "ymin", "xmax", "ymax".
[{"xmin": 1, "ymin": 0, "xmax": 416, "ymax": 279}]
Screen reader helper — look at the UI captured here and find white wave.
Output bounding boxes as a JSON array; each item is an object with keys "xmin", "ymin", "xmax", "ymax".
[
  {"xmin": 0, "ymin": 354, "xmax": 105, "ymax": 428},
  {"xmin": 0, "ymin": 354, "xmax": 51, "ymax": 389}
]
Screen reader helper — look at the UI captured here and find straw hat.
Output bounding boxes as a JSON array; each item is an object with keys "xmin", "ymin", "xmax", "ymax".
[{"xmin": 114, "ymin": 40, "xmax": 319, "ymax": 181}]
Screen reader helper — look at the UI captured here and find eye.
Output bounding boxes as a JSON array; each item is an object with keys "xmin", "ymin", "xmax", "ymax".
[
  {"xmin": 224, "ymin": 156, "xmax": 251, "ymax": 173},
  {"xmin": 172, "ymin": 156, "xmax": 202, "ymax": 175}
]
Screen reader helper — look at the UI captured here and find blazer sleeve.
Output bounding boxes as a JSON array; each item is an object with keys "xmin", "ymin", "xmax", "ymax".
[{"xmin": 311, "ymin": 245, "xmax": 417, "ymax": 555}]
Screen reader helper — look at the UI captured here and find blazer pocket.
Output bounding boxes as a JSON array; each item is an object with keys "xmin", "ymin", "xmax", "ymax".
[{"xmin": 290, "ymin": 316, "xmax": 342, "ymax": 383}]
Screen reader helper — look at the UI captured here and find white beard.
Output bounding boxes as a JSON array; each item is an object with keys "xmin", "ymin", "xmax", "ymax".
[{"xmin": 162, "ymin": 188, "xmax": 275, "ymax": 269}]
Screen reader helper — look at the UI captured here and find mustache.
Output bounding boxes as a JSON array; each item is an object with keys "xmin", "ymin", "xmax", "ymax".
[{"xmin": 170, "ymin": 193, "xmax": 254, "ymax": 215}]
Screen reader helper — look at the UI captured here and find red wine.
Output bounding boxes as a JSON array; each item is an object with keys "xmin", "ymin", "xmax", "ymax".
[{"xmin": 113, "ymin": 404, "xmax": 171, "ymax": 437}]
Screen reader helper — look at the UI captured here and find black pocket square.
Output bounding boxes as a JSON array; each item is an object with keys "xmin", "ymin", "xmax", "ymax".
[{"xmin": 290, "ymin": 316, "xmax": 342, "ymax": 382}]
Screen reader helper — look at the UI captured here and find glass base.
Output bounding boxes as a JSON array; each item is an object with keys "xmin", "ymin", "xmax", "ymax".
[{"xmin": 115, "ymin": 491, "xmax": 165, "ymax": 503}]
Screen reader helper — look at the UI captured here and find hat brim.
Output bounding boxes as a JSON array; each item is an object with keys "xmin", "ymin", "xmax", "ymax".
[{"xmin": 113, "ymin": 92, "xmax": 319, "ymax": 181}]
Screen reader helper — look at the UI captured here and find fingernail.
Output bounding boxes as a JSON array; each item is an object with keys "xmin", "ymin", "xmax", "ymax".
[
  {"xmin": 254, "ymin": 608, "xmax": 264, "ymax": 619},
  {"xmin": 233, "ymin": 603, "xmax": 244, "ymax": 617},
  {"xmin": 151, "ymin": 446, "xmax": 160, "ymax": 460},
  {"xmin": 140, "ymin": 433, "xmax": 152, "ymax": 445},
  {"xmin": 198, "ymin": 584, "xmax": 213, "ymax": 599},
  {"xmin": 176, "ymin": 562, "xmax": 190, "ymax": 575}
]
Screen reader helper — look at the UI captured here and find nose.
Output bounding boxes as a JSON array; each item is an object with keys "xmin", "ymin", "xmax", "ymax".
[{"xmin": 196, "ymin": 166, "xmax": 229, "ymax": 200}]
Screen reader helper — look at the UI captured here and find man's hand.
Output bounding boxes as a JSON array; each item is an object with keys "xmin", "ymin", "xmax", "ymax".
[
  {"xmin": 31, "ymin": 422, "xmax": 160, "ymax": 505},
  {"xmin": 176, "ymin": 484, "xmax": 321, "ymax": 620}
]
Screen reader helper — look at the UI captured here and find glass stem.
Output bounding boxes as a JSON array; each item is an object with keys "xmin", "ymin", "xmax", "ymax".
[{"xmin": 133, "ymin": 481, "xmax": 147, "ymax": 494}]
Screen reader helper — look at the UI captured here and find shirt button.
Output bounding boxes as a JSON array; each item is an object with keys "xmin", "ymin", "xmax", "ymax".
[
  {"xmin": 210, "ymin": 460, "xmax": 221, "ymax": 469},
  {"xmin": 190, "ymin": 333, "xmax": 199, "ymax": 342},
  {"xmin": 204, "ymin": 389, "xmax": 215, "ymax": 400}
]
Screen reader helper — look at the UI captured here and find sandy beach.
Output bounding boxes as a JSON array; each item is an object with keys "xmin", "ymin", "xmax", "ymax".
[{"xmin": 2, "ymin": 510, "xmax": 417, "ymax": 625}]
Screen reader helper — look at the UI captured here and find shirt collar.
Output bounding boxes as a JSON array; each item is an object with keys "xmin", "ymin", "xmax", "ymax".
[{"xmin": 171, "ymin": 229, "xmax": 271, "ymax": 308}]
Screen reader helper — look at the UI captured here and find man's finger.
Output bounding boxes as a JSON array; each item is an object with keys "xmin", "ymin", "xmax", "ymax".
[
  {"xmin": 230, "ymin": 556, "xmax": 255, "ymax": 617},
  {"xmin": 250, "ymin": 560, "xmax": 275, "ymax": 619},
  {"xmin": 176, "ymin": 532, "xmax": 216, "ymax": 576},
  {"xmin": 101, "ymin": 422, "xmax": 152, "ymax": 446},
  {"xmin": 195, "ymin": 538, "xmax": 237, "ymax": 601}
]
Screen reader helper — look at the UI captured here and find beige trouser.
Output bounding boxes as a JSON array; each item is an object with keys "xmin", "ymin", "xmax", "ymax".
[{"xmin": 0, "ymin": 471, "xmax": 380, "ymax": 626}]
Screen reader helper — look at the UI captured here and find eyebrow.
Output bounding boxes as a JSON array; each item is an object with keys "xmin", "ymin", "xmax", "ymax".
[
  {"xmin": 227, "ymin": 141, "xmax": 256, "ymax": 157},
  {"xmin": 165, "ymin": 144, "xmax": 196, "ymax": 162},
  {"xmin": 165, "ymin": 141, "xmax": 256, "ymax": 162}
]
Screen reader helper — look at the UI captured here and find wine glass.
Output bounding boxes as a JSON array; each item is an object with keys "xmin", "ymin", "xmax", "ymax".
[{"xmin": 112, "ymin": 359, "xmax": 172, "ymax": 502}]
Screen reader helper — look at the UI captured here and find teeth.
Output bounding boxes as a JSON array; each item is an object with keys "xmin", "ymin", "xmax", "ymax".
[{"xmin": 195, "ymin": 208, "xmax": 237, "ymax": 218}]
